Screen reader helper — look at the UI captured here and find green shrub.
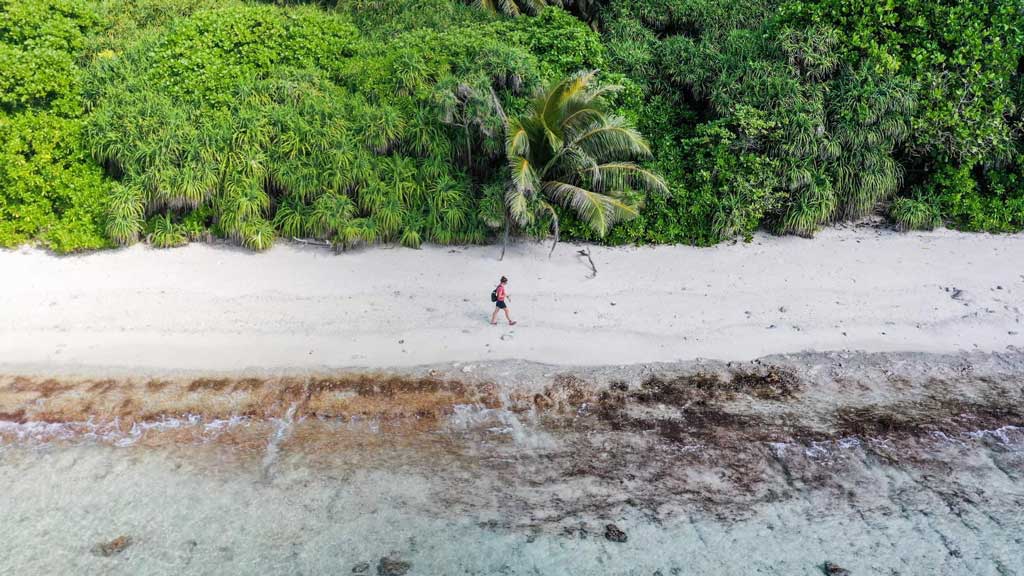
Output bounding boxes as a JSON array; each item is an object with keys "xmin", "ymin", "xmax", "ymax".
[
  {"xmin": 780, "ymin": 0, "xmax": 1023, "ymax": 163},
  {"xmin": 890, "ymin": 197, "xmax": 941, "ymax": 231},
  {"xmin": 918, "ymin": 163, "xmax": 1024, "ymax": 233},
  {"xmin": 500, "ymin": 7, "xmax": 606, "ymax": 79},
  {"xmin": 144, "ymin": 5, "xmax": 360, "ymax": 106},
  {"xmin": 0, "ymin": 112, "xmax": 111, "ymax": 252},
  {"xmin": 147, "ymin": 213, "xmax": 188, "ymax": 248},
  {"xmin": 0, "ymin": 0, "xmax": 97, "ymax": 113}
]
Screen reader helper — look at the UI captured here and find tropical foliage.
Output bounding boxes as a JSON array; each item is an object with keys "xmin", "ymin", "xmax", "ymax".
[
  {"xmin": 890, "ymin": 197, "xmax": 941, "ymax": 232},
  {"xmin": 503, "ymin": 71, "xmax": 666, "ymax": 247},
  {"xmin": 0, "ymin": 0, "xmax": 1022, "ymax": 253},
  {"xmin": 593, "ymin": 0, "xmax": 1024, "ymax": 241},
  {"xmin": 0, "ymin": 0, "xmax": 111, "ymax": 252}
]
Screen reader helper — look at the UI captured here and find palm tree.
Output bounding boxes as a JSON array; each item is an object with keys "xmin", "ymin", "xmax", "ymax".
[{"xmin": 502, "ymin": 70, "xmax": 666, "ymax": 253}]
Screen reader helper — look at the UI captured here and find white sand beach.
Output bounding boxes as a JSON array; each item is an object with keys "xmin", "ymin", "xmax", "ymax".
[{"xmin": 0, "ymin": 226, "xmax": 1021, "ymax": 373}]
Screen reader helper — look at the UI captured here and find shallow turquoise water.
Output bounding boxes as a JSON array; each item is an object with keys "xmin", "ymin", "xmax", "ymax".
[{"xmin": 1, "ymin": 411, "xmax": 1022, "ymax": 575}]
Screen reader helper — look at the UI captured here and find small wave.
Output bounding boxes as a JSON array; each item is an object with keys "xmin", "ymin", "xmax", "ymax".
[
  {"xmin": 445, "ymin": 404, "xmax": 556, "ymax": 450},
  {"xmin": 0, "ymin": 414, "xmax": 250, "ymax": 446},
  {"xmin": 262, "ymin": 402, "xmax": 299, "ymax": 478},
  {"xmin": 967, "ymin": 425, "xmax": 1023, "ymax": 445}
]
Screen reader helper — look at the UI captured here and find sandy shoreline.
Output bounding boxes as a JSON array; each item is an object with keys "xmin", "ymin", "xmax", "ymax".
[{"xmin": 0, "ymin": 226, "xmax": 1021, "ymax": 373}]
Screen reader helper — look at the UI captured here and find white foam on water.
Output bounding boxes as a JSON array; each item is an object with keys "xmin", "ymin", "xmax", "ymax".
[
  {"xmin": 262, "ymin": 402, "xmax": 299, "ymax": 477},
  {"xmin": 446, "ymin": 403, "xmax": 504, "ymax": 431},
  {"xmin": 445, "ymin": 403, "xmax": 556, "ymax": 450},
  {"xmin": 836, "ymin": 436, "xmax": 861, "ymax": 449},
  {"xmin": 967, "ymin": 425, "xmax": 1023, "ymax": 445},
  {"xmin": 0, "ymin": 414, "xmax": 251, "ymax": 447},
  {"xmin": 203, "ymin": 414, "xmax": 251, "ymax": 434},
  {"xmin": 0, "ymin": 420, "xmax": 79, "ymax": 442},
  {"xmin": 795, "ymin": 437, "xmax": 861, "ymax": 460},
  {"xmin": 929, "ymin": 430, "xmax": 965, "ymax": 445}
]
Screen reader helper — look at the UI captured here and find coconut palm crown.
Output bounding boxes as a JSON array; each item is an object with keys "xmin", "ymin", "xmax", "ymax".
[{"xmin": 505, "ymin": 70, "xmax": 667, "ymax": 241}]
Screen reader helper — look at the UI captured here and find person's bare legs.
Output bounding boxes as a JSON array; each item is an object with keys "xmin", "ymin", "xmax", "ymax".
[{"xmin": 491, "ymin": 306, "xmax": 515, "ymax": 325}]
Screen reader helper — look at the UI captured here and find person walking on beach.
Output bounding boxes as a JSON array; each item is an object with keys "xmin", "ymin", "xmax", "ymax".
[{"xmin": 490, "ymin": 276, "xmax": 516, "ymax": 326}]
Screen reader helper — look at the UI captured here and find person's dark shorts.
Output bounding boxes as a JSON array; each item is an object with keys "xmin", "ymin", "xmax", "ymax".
[{"xmin": 496, "ymin": 301, "xmax": 507, "ymax": 309}]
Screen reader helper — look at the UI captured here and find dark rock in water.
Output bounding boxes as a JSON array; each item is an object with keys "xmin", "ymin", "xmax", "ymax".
[
  {"xmin": 822, "ymin": 561, "xmax": 850, "ymax": 575},
  {"xmin": 92, "ymin": 535, "xmax": 133, "ymax": 557},
  {"xmin": 352, "ymin": 561, "xmax": 369, "ymax": 573},
  {"xmin": 377, "ymin": 556, "xmax": 412, "ymax": 576},
  {"xmin": 604, "ymin": 524, "xmax": 628, "ymax": 543}
]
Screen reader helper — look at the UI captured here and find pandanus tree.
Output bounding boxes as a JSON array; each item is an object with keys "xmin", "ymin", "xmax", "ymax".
[
  {"xmin": 473, "ymin": 0, "xmax": 602, "ymax": 24},
  {"xmin": 474, "ymin": 0, "xmax": 557, "ymax": 17},
  {"xmin": 501, "ymin": 70, "xmax": 666, "ymax": 254}
]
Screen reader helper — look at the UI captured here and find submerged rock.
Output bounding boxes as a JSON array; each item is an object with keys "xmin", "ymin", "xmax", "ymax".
[
  {"xmin": 822, "ymin": 561, "xmax": 850, "ymax": 575},
  {"xmin": 92, "ymin": 535, "xmax": 133, "ymax": 557},
  {"xmin": 604, "ymin": 524, "xmax": 628, "ymax": 543},
  {"xmin": 377, "ymin": 556, "xmax": 412, "ymax": 576},
  {"xmin": 352, "ymin": 561, "xmax": 369, "ymax": 573}
]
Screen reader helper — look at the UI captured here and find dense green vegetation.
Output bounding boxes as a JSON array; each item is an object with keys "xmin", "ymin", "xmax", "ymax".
[
  {"xmin": 0, "ymin": 0, "xmax": 112, "ymax": 251},
  {"xmin": 0, "ymin": 0, "xmax": 1021, "ymax": 252}
]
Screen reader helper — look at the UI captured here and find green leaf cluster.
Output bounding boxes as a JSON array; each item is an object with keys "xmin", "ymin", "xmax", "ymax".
[{"xmin": 0, "ymin": 0, "xmax": 111, "ymax": 253}]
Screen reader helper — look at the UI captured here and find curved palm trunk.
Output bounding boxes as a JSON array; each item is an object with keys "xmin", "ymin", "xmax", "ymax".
[{"xmin": 492, "ymin": 86, "xmax": 513, "ymax": 261}]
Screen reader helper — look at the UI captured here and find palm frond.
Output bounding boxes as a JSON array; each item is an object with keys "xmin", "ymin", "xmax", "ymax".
[
  {"xmin": 542, "ymin": 181, "xmax": 639, "ymax": 236},
  {"xmin": 587, "ymin": 162, "xmax": 668, "ymax": 194}
]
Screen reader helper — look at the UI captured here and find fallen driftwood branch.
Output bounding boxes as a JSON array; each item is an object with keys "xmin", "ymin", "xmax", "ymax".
[
  {"xmin": 291, "ymin": 237, "xmax": 332, "ymax": 247},
  {"xmin": 578, "ymin": 248, "xmax": 597, "ymax": 278}
]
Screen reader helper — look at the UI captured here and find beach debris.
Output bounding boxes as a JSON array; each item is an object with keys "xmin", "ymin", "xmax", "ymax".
[
  {"xmin": 821, "ymin": 561, "xmax": 850, "ymax": 575},
  {"xmin": 604, "ymin": 524, "xmax": 628, "ymax": 543},
  {"xmin": 377, "ymin": 556, "xmax": 412, "ymax": 576},
  {"xmin": 577, "ymin": 248, "xmax": 597, "ymax": 278},
  {"xmin": 352, "ymin": 561, "xmax": 370, "ymax": 573},
  {"xmin": 92, "ymin": 535, "xmax": 133, "ymax": 557},
  {"xmin": 950, "ymin": 287, "xmax": 965, "ymax": 300},
  {"xmin": 779, "ymin": 306, "xmax": 787, "ymax": 313}
]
